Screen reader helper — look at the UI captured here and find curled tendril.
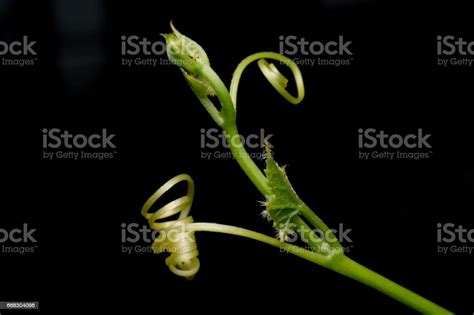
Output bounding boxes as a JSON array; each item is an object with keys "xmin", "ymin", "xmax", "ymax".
[
  {"xmin": 230, "ymin": 52, "xmax": 305, "ymax": 111},
  {"xmin": 140, "ymin": 174, "xmax": 331, "ymax": 279},
  {"xmin": 162, "ymin": 23, "xmax": 304, "ymax": 126},
  {"xmin": 140, "ymin": 174, "xmax": 200, "ymax": 279}
]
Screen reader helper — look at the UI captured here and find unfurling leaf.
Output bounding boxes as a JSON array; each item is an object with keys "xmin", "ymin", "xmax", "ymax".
[{"xmin": 264, "ymin": 144, "xmax": 304, "ymax": 240}]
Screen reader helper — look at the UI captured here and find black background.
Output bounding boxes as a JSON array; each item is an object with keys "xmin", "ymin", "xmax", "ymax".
[{"xmin": 1, "ymin": 1, "xmax": 473, "ymax": 314}]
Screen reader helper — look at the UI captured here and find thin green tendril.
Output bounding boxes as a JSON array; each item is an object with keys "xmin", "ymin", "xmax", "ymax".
[{"xmin": 230, "ymin": 52, "xmax": 305, "ymax": 111}]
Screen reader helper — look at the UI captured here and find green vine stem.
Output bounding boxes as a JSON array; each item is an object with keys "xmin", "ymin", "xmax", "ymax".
[
  {"xmin": 142, "ymin": 173, "xmax": 451, "ymax": 314},
  {"xmin": 192, "ymin": 224, "xmax": 448, "ymax": 313},
  {"xmin": 149, "ymin": 23, "xmax": 453, "ymax": 314},
  {"xmin": 185, "ymin": 47, "xmax": 330, "ymax": 253}
]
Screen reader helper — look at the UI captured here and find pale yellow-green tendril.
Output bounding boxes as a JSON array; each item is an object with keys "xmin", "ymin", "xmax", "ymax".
[
  {"xmin": 230, "ymin": 52, "xmax": 305, "ymax": 111},
  {"xmin": 141, "ymin": 174, "xmax": 331, "ymax": 279},
  {"xmin": 141, "ymin": 174, "xmax": 200, "ymax": 279},
  {"xmin": 163, "ymin": 24, "xmax": 304, "ymax": 126}
]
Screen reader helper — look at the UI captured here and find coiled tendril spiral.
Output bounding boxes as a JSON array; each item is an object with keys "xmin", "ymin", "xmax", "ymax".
[
  {"xmin": 141, "ymin": 174, "xmax": 199, "ymax": 279},
  {"xmin": 230, "ymin": 51, "xmax": 305, "ymax": 111}
]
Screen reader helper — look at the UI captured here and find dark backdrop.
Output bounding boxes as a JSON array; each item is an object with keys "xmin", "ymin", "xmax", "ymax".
[{"xmin": 1, "ymin": 1, "xmax": 473, "ymax": 314}]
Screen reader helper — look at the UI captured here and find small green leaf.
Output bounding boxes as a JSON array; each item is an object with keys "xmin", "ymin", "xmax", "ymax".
[{"xmin": 264, "ymin": 144, "xmax": 304, "ymax": 240}]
